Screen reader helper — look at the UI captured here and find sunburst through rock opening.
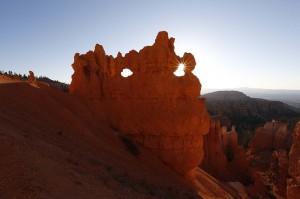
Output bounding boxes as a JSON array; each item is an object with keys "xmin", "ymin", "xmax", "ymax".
[
  {"xmin": 121, "ymin": 68, "xmax": 133, "ymax": 78},
  {"xmin": 174, "ymin": 63, "xmax": 185, "ymax": 76}
]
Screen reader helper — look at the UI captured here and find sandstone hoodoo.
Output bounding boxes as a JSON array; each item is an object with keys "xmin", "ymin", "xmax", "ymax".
[
  {"xmin": 70, "ymin": 31, "xmax": 210, "ymax": 175},
  {"xmin": 27, "ymin": 70, "xmax": 36, "ymax": 83},
  {"xmin": 248, "ymin": 121, "xmax": 292, "ymax": 155},
  {"xmin": 246, "ymin": 121, "xmax": 300, "ymax": 198},
  {"xmin": 201, "ymin": 119, "xmax": 251, "ymax": 184},
  {"xmin": 201, "ymin": 120, "xmax": 229, "ymax": 179},
  {"xmin": 270, "ymin": 149, "xmax": 289, "ymax": 196}
]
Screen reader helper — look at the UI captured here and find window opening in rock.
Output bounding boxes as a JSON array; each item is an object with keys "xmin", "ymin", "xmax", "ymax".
[
  {"xmin": 174, "ymin": 63, "xmax": 185, "ymax": 77},
  {"xmin": 121, "ymin": 68, "xmax": 133, "ymax": 78}
]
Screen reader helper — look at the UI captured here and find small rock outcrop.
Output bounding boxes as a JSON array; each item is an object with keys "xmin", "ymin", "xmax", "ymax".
[
  {"xmin": 27, "ymin": 71, "xmax": 36, "ymax": 83},
  {"xmin": 248, "ymin": 121, "xmax": 292, "ymax": 155},
  {"xmin": 287, "ymin": 122, "xmax": 300, "ymax": 198},
  {"xmin": 70, "ymin": 31, "xmax": 210, "ymax": 175}
]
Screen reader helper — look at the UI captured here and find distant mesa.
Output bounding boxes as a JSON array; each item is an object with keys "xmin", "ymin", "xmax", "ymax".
[
  {"xmin": 202, "ymin": 90, "xmax": 250, "ymax": 101},
  {"xmin": 69, "ymin": 31, "xmax": 210, "ymax": 175}
]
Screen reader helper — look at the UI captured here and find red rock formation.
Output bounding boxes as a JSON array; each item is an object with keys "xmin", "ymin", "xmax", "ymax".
[
  {"xmin": 270, "ymin": 150, "xmax": 289, "ymax": 197},
  {"xmin": 222, "ymin": 125, "xmax": 252, "ymax": 185},
  {"xmin": 248, "ymin": 121, "xmax": 292, "ymax": 155},
  {"xmin": 201, "ymin": 119, "xmax": 252, "ymax": 186},
  {"xmin": 27, "ymin": 71, "xmax": 36, "ymax": 83},
  {"xmin": 201, "ymin": 119, "xmax": 229, "ymax": 180},
  {"xmin": 246, "ymin": 121, "xmax": 297, "ymax": 198},
  {"xmin": 221, "ymin": 125, "xmax": 240, "ymax": 162},
  {"xmin": 187, "ymin": 167, "xmax": 244, "ymax": 199},
  {"xmin": 70, "ymin": 31, "xmax": 210, "ymax": 175},
  {"xmin": 227, "ymin": 181, "xmax": 248, "ymax": 199},
  {"xmin": 287, "ymin": 122, "xmax": 300, "ymax": 198}
]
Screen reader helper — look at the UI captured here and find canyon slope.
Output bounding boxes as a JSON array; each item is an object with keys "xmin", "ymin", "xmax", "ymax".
[
  {"xmin": 203, "ymin": 91, "xmax": 300, "ymax": 147},
  {"xmin": 202, "ymin": 91, "xmax": 300, "ymax": 198},
  {"xmin": 0, "ymin": 80, "xmax": 201, "ymax": 198},
  {"xmin": 0, "ymin": 32, "xmax": 241, "ymax": 198}
]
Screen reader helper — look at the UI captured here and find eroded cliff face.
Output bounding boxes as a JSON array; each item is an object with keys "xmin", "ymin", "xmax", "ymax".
[
  {"xmin": 287, "ymin": 122, "xmax": 300, "ymax": 198},
  {"xmin": 248, "ymin": 121, "xmax": 292, "ymax": 155},
  {"xmin": 201, "ymin": 120, "xmax": 251, "ymax": 184},
  {"xmin": 246, "ymin": 121, "xmax": 299, "ymax": 198},
  {"xmin": 70, "ymin": 31, "xmax": 210, "ymax": 175}
]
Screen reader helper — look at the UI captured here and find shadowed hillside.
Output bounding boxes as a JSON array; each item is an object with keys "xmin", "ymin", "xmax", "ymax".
[{"xmin": 0, "ymin": 81, "xmax": 201, "ymax": 199}]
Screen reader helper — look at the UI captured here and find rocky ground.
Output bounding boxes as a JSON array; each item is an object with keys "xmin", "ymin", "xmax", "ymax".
[{"xmin": 0, "ymin": 78, "xmax": 202, "ymax": 199}]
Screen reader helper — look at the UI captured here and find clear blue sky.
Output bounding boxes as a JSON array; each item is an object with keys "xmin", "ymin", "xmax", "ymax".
[{"xmin": 1, "ymin": 0, "xmax": 299, "ymax": 89}]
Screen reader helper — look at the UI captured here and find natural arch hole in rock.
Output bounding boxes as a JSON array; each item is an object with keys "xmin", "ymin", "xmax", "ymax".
[
  {"xmin": 174, "ymin": 63, "xmax": 185, "ymax": 77},
  {"xmin": 121, "ymin": 68, "xmax": 133, "ymax": 78}
]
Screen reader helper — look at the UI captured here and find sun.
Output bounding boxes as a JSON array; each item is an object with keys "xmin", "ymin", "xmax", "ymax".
[{"xmin": 174, "ymin": 63, "xmax": 185, "ymax": 77}]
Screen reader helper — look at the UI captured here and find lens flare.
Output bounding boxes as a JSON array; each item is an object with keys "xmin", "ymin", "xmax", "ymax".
[{"xmin": 174, "ymin": 63, "xmax": 185, "ymax": 76}]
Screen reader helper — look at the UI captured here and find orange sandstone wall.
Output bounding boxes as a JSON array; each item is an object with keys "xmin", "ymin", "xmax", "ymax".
[{"xmin": 70, "ymin": 31, "xmax": 210, "ymax": 175}]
